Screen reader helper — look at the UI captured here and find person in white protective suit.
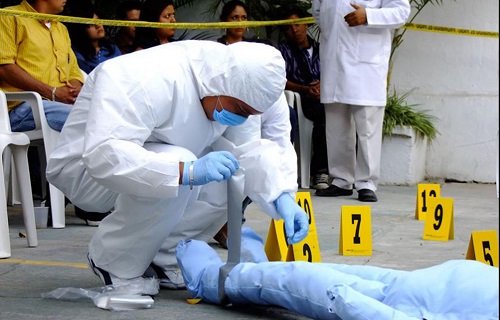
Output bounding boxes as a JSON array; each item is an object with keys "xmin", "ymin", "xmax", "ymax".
[
  {"xmin": 46, "ymin": 40, "xmax": 309, "ymax": 293},
  {"xmin": 176, "ymin": 228, "xmax": 499, "ymax": 320}
]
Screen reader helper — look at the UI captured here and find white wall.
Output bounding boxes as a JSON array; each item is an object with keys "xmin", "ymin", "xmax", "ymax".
[{"xmin": 390, "ymin": 0, "xmax": 499, "ymax": 182}]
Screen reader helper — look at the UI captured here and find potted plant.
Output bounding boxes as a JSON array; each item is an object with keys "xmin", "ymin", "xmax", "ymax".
[
  {"xmin": 379, "ymin": 88, "xmax": 439, "ymax": 185},
  {"xmin": 383, "ymin": 88, "xmax": 438, "ymax": 141}
]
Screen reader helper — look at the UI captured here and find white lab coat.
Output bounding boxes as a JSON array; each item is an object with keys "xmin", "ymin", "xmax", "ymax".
[
  {"xmin": 46, "ymin": 40, "xmax": 297, "ymax": 278},
  {"xmin": 312, "ymin": 0, "xmax": 411, "ymax": 106},
  {"xmin": 312, "ymin": 0, "xmax": 410, "ymax": 191}
]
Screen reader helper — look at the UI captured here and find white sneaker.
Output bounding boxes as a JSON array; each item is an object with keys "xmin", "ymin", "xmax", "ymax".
[
  {"xmin": 87, "ymin": 254, "xmax": 160, "ymax": 295},
  {"xmin": 160, "ymin": 270, "xmax": 185, "ymax": 289},
  {"xmin": 143, "ymin": 263, "xmax": 186, "ymax": 290},
  {"xmin": 86, "ymin": 220, "xmax": 101, "ymax": 227},
  {"xmin": 311, "ymin": 173, "xmax": 329, "ymax": 190}
]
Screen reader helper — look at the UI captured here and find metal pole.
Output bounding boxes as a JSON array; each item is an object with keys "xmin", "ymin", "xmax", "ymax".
[{"xmin": 218, "ymin": 177, "xmax": 243, "ymax": 305}]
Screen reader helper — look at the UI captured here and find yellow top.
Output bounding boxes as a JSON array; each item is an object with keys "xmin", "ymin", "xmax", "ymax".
[{"xmin": 0, "ymin": 0, "xmax": 84, "ymax": 109}]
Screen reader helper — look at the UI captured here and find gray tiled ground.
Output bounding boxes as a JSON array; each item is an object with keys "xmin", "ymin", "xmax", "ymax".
[{"xmin": 1, "ymin": 183, "xmax": 498, "ymax": 319}]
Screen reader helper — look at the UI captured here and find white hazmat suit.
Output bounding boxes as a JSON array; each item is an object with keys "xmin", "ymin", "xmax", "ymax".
[{"xmin": 47, "ymin": 40, "xmax": 306, "ymax": 286}]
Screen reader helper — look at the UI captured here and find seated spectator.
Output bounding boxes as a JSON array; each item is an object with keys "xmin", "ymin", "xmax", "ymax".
[
  {"xmin": 217, "ymin": 0, "xmax": 248, "ymax": 45},
  {"xmin": 112, "ymin": 0, "xmax": 142, "ymax": 55},
  {"xmin": 134, "ymin": 0, "xmax": 176, "ymax": 51},
  {"xmin": 278, "ymin": 6, "xmax": 329, "ymax": 190},
  {"xmin": 0, "ymin": 0, "xmax": 108, "ymax": 226},
  {"xmin": 0, "ymin": 0, "xmax": 83, "ymax": 130},
  {"xmin": 67, "ymin": 7, "xmax": 121, "ymax": 74}
]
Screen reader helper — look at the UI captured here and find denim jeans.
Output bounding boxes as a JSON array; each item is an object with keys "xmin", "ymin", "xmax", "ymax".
[{"xmin": 9, "ymin": 100, "xmax": 71, "ymax": 132}]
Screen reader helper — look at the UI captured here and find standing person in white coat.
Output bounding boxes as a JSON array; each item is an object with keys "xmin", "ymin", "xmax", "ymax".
[
  {"xmin": 312, "ymin": 0, "xmax": 410, "ymax": 202},
  {"xmin": 46, "ymin": 40, "xmax": 309, "ymax": 294}
]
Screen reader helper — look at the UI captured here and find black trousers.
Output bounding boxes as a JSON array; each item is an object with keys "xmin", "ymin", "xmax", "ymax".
[{"xmin": 299, "ymin": 95, "xmax": 328, "ymax": 176}]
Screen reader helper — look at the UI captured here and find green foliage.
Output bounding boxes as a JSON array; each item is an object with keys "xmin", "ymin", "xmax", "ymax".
[{"xmin": 384, "ymin": 89, "xmax": 439, "ymax": 142}]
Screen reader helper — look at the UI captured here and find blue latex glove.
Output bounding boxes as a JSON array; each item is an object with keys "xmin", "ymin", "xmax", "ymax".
[
  {"xmin": 182, "ymin": 151, "xmax": 239, "ymax": 186},
  {"xmin": 274, "ymin": 193, "xmax": 309, "ymax": 244}
]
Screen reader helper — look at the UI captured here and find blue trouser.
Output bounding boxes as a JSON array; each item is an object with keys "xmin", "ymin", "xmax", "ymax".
[{"xmin": 9, "ymin": 100, "xmax": 71, "ymax": 132}]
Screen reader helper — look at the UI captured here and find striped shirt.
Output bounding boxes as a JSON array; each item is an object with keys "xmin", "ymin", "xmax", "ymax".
[{"xmin": 0, "ymin": 0, "xmax": 84, "ymax": 109}]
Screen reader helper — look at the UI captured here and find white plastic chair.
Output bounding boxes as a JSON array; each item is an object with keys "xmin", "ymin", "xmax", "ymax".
[
  {"xmin": 284, "ymin": 90, "xmax": 313, "ymax": 189},
  {"xmin": 3, "ymin": 91, "xmax": 66, "ymax": 228},
  {"xmin": 497, "ymin": 129, "xmax": 499, "ymax": 199},
  {"xmin": 0, "ymin": 91, "xmax": 38, "ymax": 258}
]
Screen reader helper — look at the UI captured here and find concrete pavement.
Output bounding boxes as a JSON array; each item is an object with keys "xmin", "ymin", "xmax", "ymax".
[{"xmin": 1, "ymin": 182, "xmax": 498, "ymax": 319}]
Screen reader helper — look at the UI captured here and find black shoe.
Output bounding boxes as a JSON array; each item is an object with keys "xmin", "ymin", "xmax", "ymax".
[
  {"xmin": 358, "ymin": 189, "xmax": 378, "ymax": 202},
  {"xmin": 75, "ymin": 206, "xmax": 110, "ymax": 226},
  {"xmin": 315, "ymin": 185, "xmax": 353, "ymax": 197}
]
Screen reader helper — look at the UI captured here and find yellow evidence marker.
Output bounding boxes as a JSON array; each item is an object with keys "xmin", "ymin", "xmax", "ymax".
[
  {"xmin": 466, "ymin": 230, "xmax": 499, "ymax": 267},
  {"xmin": 415, "ymin": 183, "xmax": 440, "ymax": 220},
  {"xmin": 422, "ymin": 197, "xmax": 454, "ymax": 241},
  {"xmin": 265, "ymin": 192, "xmax": 321, "ymax": 262},
  {"xmin": 339, "ymin": 206, "xmax": 372, "ymax": 256},
  {"xmin": 264, "ymin": 218, "xmax": 288, "ymax": 261}
]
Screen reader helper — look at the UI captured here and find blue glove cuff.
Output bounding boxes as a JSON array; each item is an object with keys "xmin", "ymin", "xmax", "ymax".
[{"xmin": 274, "ymin": 192, "xmax": 293, "ymax": 207}]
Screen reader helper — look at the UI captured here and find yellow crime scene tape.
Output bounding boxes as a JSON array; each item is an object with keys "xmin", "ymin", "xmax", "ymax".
[
  {"xmin": 403, "ymin": 23, "xmax": 498, "ymax": 38},
  {"xmin": 0, "ymin": 8, "xmax": 315, "ymax": 29},
  {"xmin": 0, "ymin": 9, "xmax": 498, "ymax": 38}
]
